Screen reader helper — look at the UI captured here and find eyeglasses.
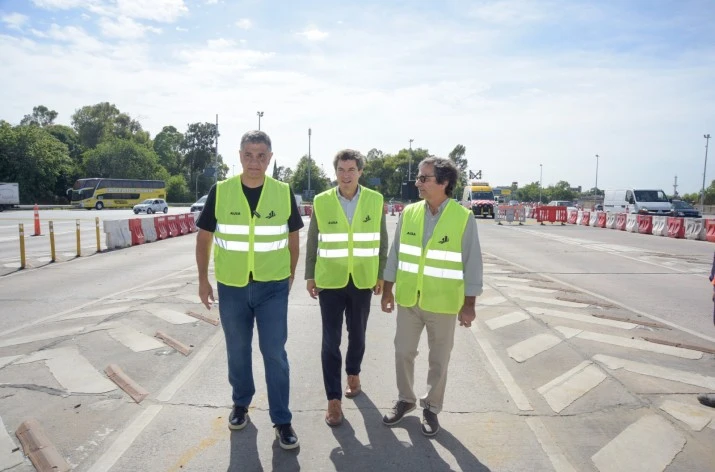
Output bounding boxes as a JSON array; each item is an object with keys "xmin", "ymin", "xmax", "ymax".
[{"xmin": 416, "ymin": 175, "xmax": 435, "ymax": 183}]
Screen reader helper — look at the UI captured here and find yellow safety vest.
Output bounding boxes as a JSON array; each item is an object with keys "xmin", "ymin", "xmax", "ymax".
[
  {"xmin": 395, "ymin": 200, "xmax": 470, "ymax": 314},
  {"xmin": 314, "ymin": 186, "xmax": 383, "ymax": 289},
  {"xmin": 213, "ymin": 175, "xmax": 291, "ymax": 287}
]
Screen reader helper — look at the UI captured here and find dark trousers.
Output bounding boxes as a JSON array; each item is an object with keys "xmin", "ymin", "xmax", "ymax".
[{"xmin": 318, "ymin": 279, "xmax": 373, "ymax": 401}]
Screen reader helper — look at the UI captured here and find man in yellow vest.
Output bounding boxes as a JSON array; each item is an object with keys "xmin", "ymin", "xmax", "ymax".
[
  {"xmin": 381, "ymin": 157, "xmax": 483, "ymax": 436},
  {"xmin": 196, "ymin": 131, "xmax": 304, "ymax": 450},
  {"xmin": 305, "ymin": 149, "xmax": 388, "ymax": 427}
]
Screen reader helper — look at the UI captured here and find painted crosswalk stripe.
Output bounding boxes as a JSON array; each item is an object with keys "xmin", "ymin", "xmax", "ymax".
[
  {"xmin": 173, "ymin": 294, "xmax": 203, "ymax": 304},
  {"xmin": 512, "ymin": 294, "xmax": 589, "ymax": 308},
  {"xmin": 594, "ymin": 355, "xmax": 715, "ymax": 390},
  {"xmin": 144, "ymin": 305, "xmax": 198, "ymax": 324},
  {"xmin": 59, "ymin": 305, "xmax": 134, "ymax": 321},
  {"xmin": 537, "ymin": 361, "xmax": 607, "ymax": 413},
  {"xmin": 591, "ymin": 415, "xmax": 685, "ymax": 472},
  {"xmin": 659, "ymin": 400, "xmax": 715, "ymax": 431},
  {"xmin": 133, "ymin": 283, "xmax": 186, "ymax": 293},
  {"xmin": 0, "ymin": 325, "xmax": 91, "ymax": 348},
  {"xmin": 499, "ymin": 285, "xmax": 557, "ymax": 294},
  {"xmin": 14, "ymin": 347, "xmax": 117, "ymax": 394},
  {"xmin": 0, "ymin": 416, "xmax": 23, "ymax": 470},
  {"xmin": 111, "ymin": 292, "xmax": 157, "ymax": 301},
  {"xmin": 507, "ymin": 333, "xmax": 562, "ymax": 362},
  {"xmin": 108, "ymin": 325, "xmax": 164, "ymax": 352},
  {"xmin": 556, "ymin": 327, "xmax": 702, "ymax": 359},
  {"xmin": 526, "ymin": 307, "xmax": 638, "ymax": 330},
  {"xmin": 477, "ymin": 296, "xmax": 507, "ymax": 306},
  {"xmin": 0, "ymin": 355, "xmax": 21, "ymax": 369},
  {"xmin": 485, "ymin": 311, "xmax": 530, "ymax": 330},
  {"xmin": 525, "ymin": 418, "xmax": 577, "ymax": 472}
]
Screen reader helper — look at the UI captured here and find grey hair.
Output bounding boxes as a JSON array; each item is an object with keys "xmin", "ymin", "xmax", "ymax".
[
  {"xmin": 240, "ymin": 130, "xmax": 272, "ymax": 151},
  {"xmin": 333, "ymin": 149, "xmax": 365, "ymax": 171},
  {"xmin": 419, "ymin": 157, "xmax": 458, "ymax": 197}
]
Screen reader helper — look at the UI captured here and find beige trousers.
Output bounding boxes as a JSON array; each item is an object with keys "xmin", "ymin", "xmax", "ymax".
[{"xmin": 394, "ymin": 304, "xmax": 457, "ymax": 414}]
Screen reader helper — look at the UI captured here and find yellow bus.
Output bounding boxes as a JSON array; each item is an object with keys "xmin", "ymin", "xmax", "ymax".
[{"xmin": 68, "ymin": 178, "xmax": 166, "ymax": 210}]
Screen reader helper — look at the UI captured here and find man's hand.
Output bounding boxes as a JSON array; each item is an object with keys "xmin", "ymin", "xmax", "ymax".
[
  {"xmin": 457, "ymin": 304, "xmax": 476, "ymax": 328},
  {"xmin": 381, "ymin": 290, "xmax": 394, "ymax": 313},
  {"xmin": 306, "ymin": 279, "xmax": 319, "ymax": 299},
  {"xmin": 198, "ymin": 280, "xmax": 215, "ymax": 310},
  {"xmin": 373, "ymin": 279, "xmax": 384, "ymax": 296}
]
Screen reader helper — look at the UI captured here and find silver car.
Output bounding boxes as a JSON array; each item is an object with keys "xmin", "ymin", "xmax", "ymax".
[{"xmin": 133, "ymin": 198, "xmax": 169, "ymax": 215}]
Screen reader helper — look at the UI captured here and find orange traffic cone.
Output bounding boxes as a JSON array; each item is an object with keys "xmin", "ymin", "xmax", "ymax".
[{"xmin": 33, "ymin": 203, "xmax": 41, "ymax": 236}]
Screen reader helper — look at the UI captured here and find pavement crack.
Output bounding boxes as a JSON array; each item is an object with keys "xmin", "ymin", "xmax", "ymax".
[{"xmin": 0, "ymin": 383, "xmax": 67, "ymax": 396}]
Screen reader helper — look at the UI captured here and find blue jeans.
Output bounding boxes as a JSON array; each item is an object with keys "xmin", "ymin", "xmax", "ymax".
[{"xmin": 218, "ymin": 280, "xmax": 291, "ymax": 425}]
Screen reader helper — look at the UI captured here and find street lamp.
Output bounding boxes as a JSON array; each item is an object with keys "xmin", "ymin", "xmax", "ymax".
[
  {"xmin": 257, "ymin": 111, "xmax": 264, "ymax": 130},
  {"xmin": 308, "ymin": 128, "xmax": 312, "ymax": 192},
  {"xmin": 594, "ymin": 154, "xmax": 599, "ymax": 197},
  {"xmin": 702, "ymin": 134, "xmax": 711, "ymax": 212},
  {"xmin": 539, "ymin": 164, "xmax": 543, "ymax": 204},
  {"xmin": 408, "ymin": 139, "xmax": 414, "ymax": 181}
]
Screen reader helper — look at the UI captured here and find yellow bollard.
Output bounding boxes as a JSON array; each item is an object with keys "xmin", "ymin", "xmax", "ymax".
[
  {"xmin": 95, "ymin": 217, "xmax": 101, "ymax": 253},
  {"xmin": 76, "ymin": 219, "xmax": 81, "ymax": 257},
  {"xmin": 49, "ymin": 221, "xmax": 56, "ymax": 262},
  {"xmin": 19, "ymin": 223, "xmax": 26, "ymax": 269}
]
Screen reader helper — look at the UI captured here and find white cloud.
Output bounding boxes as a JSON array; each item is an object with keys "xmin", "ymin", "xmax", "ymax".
[
  {"xmin": 297, "ymin": 27, "xmax": 328, "ymax": 41},
  {"xmin": 2, "ymin": 13, "xmax": 29, "ymax": 30},
  {"xmin": 205, "ymin": 0, "xmax": 219, "ymax": 4},
  {"xmin": 99, "ymin": 16, "xmax": 161, "ymax": 39},
  {"xmin": 31, "ymin": 0, "xmax": 89, "ymax": 9},
  {"xmin": 44, "ymin": 23, "xmax": 105, "ymax": 51},
  {"xmin": 176, "ymin": 26, "xmax": 188, "ymax": 32},
  {"xmin": 116, "ymin": 0, "xmax": 188, "ymax": 22},
  {"xmin": 469, "ymin": 0, "xmax": 549, "ymax": 25},
  {"xmin": 236, "ymin": 18, "xmax": 252, "ymax": 30}
]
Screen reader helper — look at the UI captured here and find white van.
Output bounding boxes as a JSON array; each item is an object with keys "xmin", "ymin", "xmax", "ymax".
[{"xmin": 603, "ymin": 189, "xmax": 671, "ymax": 214}]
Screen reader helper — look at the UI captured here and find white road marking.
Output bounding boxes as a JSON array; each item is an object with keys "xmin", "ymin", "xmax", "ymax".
[
  {"xmin": 594, "ymin": 355, "xmax": 715, "ymax": 390},
  {"xmin": 143, "ymin": 305, "xmax": 197, "ymax": 324},
  {"xmin": 507, "ymin": 333, "xmax": 563, "ymax": 362},
  {"xmin": 133, "ymin": 283, "xmax": 186, "ymax": 292},
  {"xmin": 512, "ymin": 294, "xmax": 589, "ymax": 308},
  {"xmin": 0, "ymin": 416, "xmax": 23, "ymax": 470},
  {"xmin": 659, "ymin": 400, "xmax": 715, "ymax": 431},
  {"xmin": 108, "ymin": 324, "xmax": 164, "ymax": 352},
  {"xmin": 484, "ymin": 311, "xmax": 530, "ymax": 330},
  {"xmin": 110, "ymin": 292, "xmax": 157, "ymax": 300},
  {"xmin": 537, "ymin": 361, "xmax": 607, "ymax": 413},
  {"xmin": 469, "ymin": 323, "xmax": 533, "ymax": 411},
  {"xmin": 58, "ymin": 305, "xmax": 134, "ymax": 321},
  {"xmin": 488, "ymin": 276, "xmax": 533, "ymax": 283},
  {"xmin": 557, "ymin": 327, "xmax": 702, "ymax": 359},
  {"xmin": 526, "ymin": 307, "xmax": 638, "ymax": 330},
  {"xmin": 14, "ymin": 347, "xmax": 117, "ymax": 394},
  {"xmin": 0, "ymin": 325, "xmax": 111, "ymax": 348},
  {"xmin": 172, "ymin": 293, "xmax": 203, "ymax": 304},
  {"xmin": 499, "ymin": 285, "xmax": 556, "ymax": 293},
  {"xmin": 483, "ymin": 268, "xmax": 512, "ymax": 274},
  {"xmin": 477, "ymin": 296, "xmax": 507, "ymax": 306},
  {"xmin": 591, "ymin": 415, "xmax": 685, "ymax": 472},
  {"xmin": 525, "ymin": 417, "xmax": 577, "ymax": 472}
]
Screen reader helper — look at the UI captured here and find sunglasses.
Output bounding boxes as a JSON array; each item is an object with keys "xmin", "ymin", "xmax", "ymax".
[{"xmin": 416, "ymin": 175, "xmax": 435, "ymax": 183}]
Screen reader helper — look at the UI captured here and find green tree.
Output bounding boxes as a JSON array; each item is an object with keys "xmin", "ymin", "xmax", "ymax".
[
  {"xmin": 20, "ymin": 105, "xmax": 58, "ymax": 127},
  {"xmin": 448, "ymin": 144, "xmax": 468, "ymax": 200},
  {"xmin": 154, "ymin": 126, "xmax": 185, "ymax": 175},
  {"xmin": 549, "ymin": 181, "xmax": 577, "ymax": 201},
  {"xmin": 82, "ymin": 138, "xmax": 166, "ymax": 180},
  {"xmin": 72, "ymin": 102, "xmax": 149, "ymax": 149},
  {"xmin": 166, "ymin": 174, "xmax": 190, "ymax": 202},
  {"xmin": 514, "ymin": 182, "xmax": 542, "ymax": 203},
  {"xmin": 289, "ymin": 156, "xmax": 330, "ymax": 197},
  {"xmin": 366, "ymin": 148, "xmax": 383, "ymax": 161},
  {"xmin": 182, "ymin": 122, "xmax": 218, "ymax": 197}
]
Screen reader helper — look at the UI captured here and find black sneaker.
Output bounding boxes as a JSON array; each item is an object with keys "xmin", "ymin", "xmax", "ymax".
[
  {"xmin": 421, "ymin": 409, "xmax": 440, "ymax": 436},
  {"xmin": 697, "ymin": 393, "xmax": 715, "ymax": 408},
  {"xmin": 228, "ymin": 406, "xmax": 249, "ymax": 430},
  {"xmin": 274, "ymin": 423, "xmax": 299, "ymax": 450},
  {"xmin": 382, "ymin": 400, "xmax": 416, "ymax": 426}
]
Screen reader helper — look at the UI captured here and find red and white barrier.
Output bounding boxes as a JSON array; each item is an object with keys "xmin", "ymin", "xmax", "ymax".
[
  {"xmin": 667, "ymin": 217, "xmax": 685, "ymax": 238},
  {"xmin": 581, "ymin": 211, "xmax": 590, "ymax": 226},
  {"xmin": 685, "ymin": 219, "xmax": 705, "ymax": 240},
  {"xmin": 626, "ymin": 214, "xmax": 638, "ymax": 233},
  {"xmin": 141, "ymin": 217, "xmax": 158, "ymax": 242},
  {"xmin": 606, "ymin": 213, "xmax": 617, "ymax": 229},
  {"xmin": 637, "ymin": 215, "xmax": 653, "ymax": 235},
  {"xmin": 589, "ymin": 211, "xmax": 598, "ymax": 227},
  {"xmin": 652, "ymin": 216, "xmax": 668, "ymax": 236}
]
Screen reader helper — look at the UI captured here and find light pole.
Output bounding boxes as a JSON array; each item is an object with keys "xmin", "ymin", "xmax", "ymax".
[
  {"xmin": 702, "ymin": 134, "xmax": 711, "ymax": 212},
  {"xmin": 308, "ymin": 128, "xmax": 312, "ymax": 193},
  {"xmin": 594, "ymin": 154, "xmax": 599, "ymax": 197},
  {"xmin": 539, "ymin": 164, "xmax": 543, "ymax": 204},
  {"xmin": 257, "ymin": 111, "xmax": 264, "ymax": 130},
  {"xmin": 408, "ymin": 139, "xmax": 414, "ymax": 181}
]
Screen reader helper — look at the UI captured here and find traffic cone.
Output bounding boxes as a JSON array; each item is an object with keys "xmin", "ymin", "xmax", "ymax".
[{"xmin": 33, "ymin": 203, "xmax": 41, "ymax": 236}]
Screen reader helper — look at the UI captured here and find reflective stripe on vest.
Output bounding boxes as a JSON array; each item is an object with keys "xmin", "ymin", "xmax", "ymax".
[{"xmin": 313, "ymin": 186, "xmax": 383, "ymax": 289}]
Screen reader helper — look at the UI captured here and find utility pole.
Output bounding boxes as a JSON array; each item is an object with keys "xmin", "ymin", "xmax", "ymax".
[
  {"xmin": 701, "ymin": 134, "xmax": 711, "ymax": 212},
  {"xmin": 673, "ymin": 175, "xmax": 678, "ymax": 198},
  {"xmin": 308, "ymin": 128, "xmax": 312, "ymax": 193},
  {"xmin": 214, "ymin": 114, "xmax": 219, "ymax": 185},
  {"xmin": 539, "ymin": 164, "xmax": 543, "ymax": 204},
  {"xmin": 257, "ymin": 111, "xmax": 264, "ymax": 130},
  {"xmin": 408, "ymin": 139, "xmax": 414, "ymax": 181},
  {"xmin": 594, "ymin": 154, "xmax": 599, "ymax": 196}
]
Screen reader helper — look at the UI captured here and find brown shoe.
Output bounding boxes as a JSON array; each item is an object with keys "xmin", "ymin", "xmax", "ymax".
[
  {"xmin": 345, "ymin": 375, "xmax": 361, "ymax": 398},
  {"xmin": 325, "ymin": 399, "xmax": 343, "ymax": 427}
]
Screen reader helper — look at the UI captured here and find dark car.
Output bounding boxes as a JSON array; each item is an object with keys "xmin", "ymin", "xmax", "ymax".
[
  {"xmin": 670, "ymin": 200, "xmax": 701, "ymax": 218},
  {"xmin": 191, "ymin": 195, "xmax": 208, "ymax": 213}
]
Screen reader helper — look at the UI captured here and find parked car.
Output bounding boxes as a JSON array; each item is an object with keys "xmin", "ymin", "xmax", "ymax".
[
  {"xmin": 191, "ymin": 195, "xmax": 208, "ymax": 213},
  {"xmin": 133, "ymin": 198, "xmax": 169, "ymax": 214},
  {"xmin": 670, "ymin": 200, "xmax": 701, "ymax": 218},
  {"xmin": 547, "ymin": 200, "xmax": 578, "ymax": 213}
]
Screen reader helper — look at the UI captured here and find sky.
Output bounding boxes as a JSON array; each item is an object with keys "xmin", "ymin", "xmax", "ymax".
[{"xmin": 1, "ymin": 0, "xmax": 714, "ymax": 195}]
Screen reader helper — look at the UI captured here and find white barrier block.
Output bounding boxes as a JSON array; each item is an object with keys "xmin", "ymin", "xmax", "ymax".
[
  {"xmin": 103, "ymin": 220, "xmax": 131, "ymax": 249},
  {"xmin": 142, "ymin": 217, "xmax": 158, "ymax": 242},
  {"xmin": 626, "ymin": 214, "xmax": 638, "ymax": 233},
  {"xmin": 589, "ymin": 212, "xmax": 598, "ymax": 226},
  {"xmin": 652, "ymin": 216, "xmax": 667, "ymax": 236},
  {"xmin": 685, "ymin": 218, "xmax": 705, "ymax": 240},
  {"xmin": 576, "ymin": 211, "xmax": 583, "ymax": 225},
  {"xmin": 606, "ymin": 213, "xmax": 616, "ymax": 229}
]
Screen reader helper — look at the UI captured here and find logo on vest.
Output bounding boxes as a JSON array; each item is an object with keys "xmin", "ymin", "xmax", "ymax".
[
  {"xmin": 265, "ymin": 210, "xmax": 276, "ymax": 219},
  {"xmin": 362, "ymin": 215, "xmax": 371, "ymax": 223},
  {"xmin": 437, "ymin": 235, "xmax": 449, "ymax": 244},
  {"xmin": 230, "ymin": 211, "xmax": 241, "ymax": 216},
  {"xmin": 328, "ymin": 220, "xmax": 338, "ymax": 224},
  {"xmin": 407, "ymin": 231, "xmax": 416, "ymax": 236}
]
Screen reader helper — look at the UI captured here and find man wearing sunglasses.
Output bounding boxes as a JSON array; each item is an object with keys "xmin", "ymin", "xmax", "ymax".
[
  {"xmin": 306, "ymin": 149, "xmax": 388, "ymax": 427},
  {"xmin": 380, "ymin": 157, "xmax": 483, "ymax": 436}
]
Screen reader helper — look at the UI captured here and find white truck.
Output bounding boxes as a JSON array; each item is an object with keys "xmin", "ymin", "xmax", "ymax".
[
  {"xmin": 0, "ymin": 183, "xmax": 19, "ymax": 211},
  {"xmin": 603, "ymin": 188, "xmax": 671, "ymax": 214}
]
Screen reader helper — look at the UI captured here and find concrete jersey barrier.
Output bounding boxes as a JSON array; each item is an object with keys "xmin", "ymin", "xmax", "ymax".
[
  {"xmin": 626, "ymin": 214, "xmax": 638, "ymax": 233},
  {"xmin": 685, "ymin": 218, "xmax": 706, "ymax": 240},
  {"xmin": 103, "ymin": 219, "xmax": 131, "ymax": 249},
  {"xmin": 652, "ymin": 216, "xmax": 668, "ymax": 236},
  {"xmin": 141, "ymin": 217, "xmax": 158, "ymax": 242}
]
